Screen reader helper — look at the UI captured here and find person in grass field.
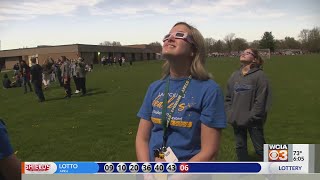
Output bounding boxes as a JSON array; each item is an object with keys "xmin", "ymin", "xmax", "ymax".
[
  {"xmin": 30, "ymin": 57, "xmax": 45, "ymax": 102},
  {"xmin": 76, "ymin": 57, "xmax": 87, "ymax": 96},
  {"xmin": 2, "ymin": 74, "xmax": 12, "ymax": 89},
  {"xmin": 42, "ymin": 58, "xmax": 53, "ymax": 89},
  {"xmin": 71, "ymin": 59, "xmax": 80, "ymax": 94},
  {"xmin": 0, "ymin": 119, "xmax": 21, "ymax": 180},
  {"xmin": 20, "ymin": 60, "xmax": 33, "ymax": 94},
  {"xmin": 54, "ymin": 59, "xmax": 63, "ymax": 87},
  {"xmin": 225, "ymin": 48, "xmax": 271, "ymax": 161},
  {"xmin": 136, "ymin": 22, "xmax": 226, "ymax": 162},
  {"xmin": 60, "ymin": 56, "xmax": 72, "ymax": 99}
]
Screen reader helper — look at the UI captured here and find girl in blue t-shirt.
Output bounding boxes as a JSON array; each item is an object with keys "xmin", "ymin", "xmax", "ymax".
[{"xmin": 136, "ymin": 22, "xmax": 227, "ymax": 162}]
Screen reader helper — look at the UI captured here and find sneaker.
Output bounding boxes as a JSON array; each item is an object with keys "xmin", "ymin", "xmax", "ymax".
[{"xmin": 75, "ymin": 90, "xmax": 80, "ymax": 94}]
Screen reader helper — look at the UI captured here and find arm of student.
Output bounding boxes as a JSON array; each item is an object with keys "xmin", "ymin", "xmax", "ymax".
[
  {"xmin": 224, "ymin": 74, "xmax": 235, "ymax": 119},
  {"xmin": 0, "ymin": 154, "xmax": 21, "ymax": 180},
  {"xmin": 188, "ymin": 124, "xmax": 221, "ymax": 161},
  {"xmin": 249, "ymin": 75, "xmax": 270, "ymax": 121},
  {"xmin": 136, "ymin": 119, "xmax": 153, "ymax": 162}
]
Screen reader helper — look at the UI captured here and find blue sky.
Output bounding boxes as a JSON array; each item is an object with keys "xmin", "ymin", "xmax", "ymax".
[{"xmin": 0, "ymin": 0, "xmax": 319, "ymax": 50}]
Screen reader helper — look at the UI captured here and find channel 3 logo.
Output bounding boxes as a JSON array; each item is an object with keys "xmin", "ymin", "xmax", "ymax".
[{"xmin": 268, "ymin": 144, "xmax": 288, "ymax": 162}]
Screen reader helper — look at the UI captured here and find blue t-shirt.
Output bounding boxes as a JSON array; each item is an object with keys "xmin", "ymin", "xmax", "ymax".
[
  {"xmin": 137, "ymin": 76, "xmax": 227, "ymax": 161},
  {"xmin": 0, "ymin": 119, "xmax": 13, "ymax": 160}
]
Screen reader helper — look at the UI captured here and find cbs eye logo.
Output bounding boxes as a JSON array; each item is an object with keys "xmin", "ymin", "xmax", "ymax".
[{"xmin": 268, "ymin": 150, "xmax": 288, "ymax": 161}]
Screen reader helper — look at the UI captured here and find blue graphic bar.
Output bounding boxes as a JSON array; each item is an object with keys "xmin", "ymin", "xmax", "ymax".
[
  {"xmin": 96, "ymin": 162, "xmax": 261, "ymax": 173},
  {"xmin": 55, "ymin": 162, "xmax": 99, "ymax": 174}
]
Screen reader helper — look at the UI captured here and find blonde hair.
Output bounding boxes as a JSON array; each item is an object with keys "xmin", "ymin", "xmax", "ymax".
[{"xmin": 161, "ymin": 22, "xmax": 211, "ymax": 80}]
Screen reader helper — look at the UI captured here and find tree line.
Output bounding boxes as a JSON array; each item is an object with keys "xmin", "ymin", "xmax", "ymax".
[
  {"xmin": 99, "ymin": 41, "xmax": 122, "ymax": 46},
  {"xmin": 205, "ymin": 27, "xmax": 320, "ymax": 53},
  {"xmin": 99, "ymin": 27, "xmax": 320, "ymax": 53}
]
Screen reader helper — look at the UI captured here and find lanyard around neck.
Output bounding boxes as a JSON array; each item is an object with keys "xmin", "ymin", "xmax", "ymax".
[{"xmin": 161, "ymin": 75, "xmax": 192, "ymax": 148}]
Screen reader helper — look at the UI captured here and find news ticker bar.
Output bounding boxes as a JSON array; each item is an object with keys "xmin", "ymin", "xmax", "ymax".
[
  {"xmin": 22, "ymin": 144, "xmax": 318, "ymax": 175},
  {"xmin": 22, "ymin": 162, "xmax": 311, "ymax": 174}
]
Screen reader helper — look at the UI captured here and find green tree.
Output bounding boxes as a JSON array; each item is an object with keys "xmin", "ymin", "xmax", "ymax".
[
  {"xmin": 299, "ymin": 29, "xmax": 309, "ymax": 50},
  {"xmin": 213, "ymin": 40, "xmax": 226, "ymax": 53},
  {"xmin": 204, "ymin": 37, "xmax": 216, "ymax": 53},
  {"xmin": 259, "ymin": 31, "xmax": 276, "ymax": 52},
  {"xmin": 284, "ymin": 37, "xmax": 301, "ymax": 49},
  {"xmin": 249, "ymin": 40, "xmax": 260, "ymax": 49},
  {"xmin": 232, "ymin": 38, "xmax": 249, "ymax": 52},
  {"xmin": 99, "ymin": 41, "xmax": 112, "ymax": 46},
  {"xmin": 112, "ymin": 41, "xmax": 121, "ymax": 46},
  {"xmin": 275, "ymin": 39, "xmax": 287, "ymax": 50},
  {"xmin": 307, "ymin": 27, "xmax": 320, "ymax": 52},
  {"xmin": 224, "ymin": 33, "xmax": 235, "ymax": 53},
  {"xmin": 148, "ymin": 42, "xmax": 162, "ymax": 53},
  {"xmin": 149, "ymin": 42, "xmax": 162, "ymax": 46},
  {"xmin": 99, "ymin": 41, "xmax": 121, "ymax": 46},
  {"xmin": 299, "ymin": 27, "xmax": 320, "ymax": 52}
]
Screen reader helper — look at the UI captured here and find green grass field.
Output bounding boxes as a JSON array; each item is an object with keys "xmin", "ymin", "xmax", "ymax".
[{"xmin": 1, "ymin": 54, "xmax": 319, "ymax": 161}]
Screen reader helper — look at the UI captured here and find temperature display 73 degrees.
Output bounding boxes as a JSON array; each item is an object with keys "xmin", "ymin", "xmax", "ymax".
[
  {"xmin": 293, "ymin": 150, "xmax": 305, "ymax": 162},
  {"xmin": 292, "ymin": 144, "xmax": 309, "ymax": 162}
]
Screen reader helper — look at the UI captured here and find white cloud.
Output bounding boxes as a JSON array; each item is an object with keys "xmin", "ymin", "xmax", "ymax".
[
  {"xmin": 91, "ymin": 7, "xmax": 141, "ymax": 16},
  {"xmin": 0, "ymin": 0, "xmax": 102, "ymax": 21},
  {"xmin": 0, "ymin": 0, "xmax": 289, "ymax": 22},
  {"xmin": 90, "ymin": 0, "xmax": 253, "ymax": 16},
  {"xmin": 0, "ymin": 15, "xmax": 35, "ymax": 21},
  {"xmin": 296, "ymin": 14, "xmax": 320, "ymax": 22},
  {"xmin": 223, "ymin": 10, "xmax": 286, "ymax": 20},
  {"xmin": 119, "ymin": 14, "xmax": 154, "ymax": 20}
]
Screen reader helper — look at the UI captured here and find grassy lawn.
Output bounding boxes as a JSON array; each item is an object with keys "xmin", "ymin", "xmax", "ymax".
[{"xmin": 1, "ymin": 54, "xmax": 319, "ymax": 161}]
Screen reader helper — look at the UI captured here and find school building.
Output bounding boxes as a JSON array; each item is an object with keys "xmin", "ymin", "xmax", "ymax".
[{"xmin": 0, "ymin": 44, "xmax": 160, "ymax": 70}]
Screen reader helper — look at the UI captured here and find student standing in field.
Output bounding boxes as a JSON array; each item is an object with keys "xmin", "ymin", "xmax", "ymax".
[
  {"xmin": 76, "ymin": 57, "xmax": 87, "ymax": 96},
  {"xmin": 30, "ymin": 57, "xmax": 45, "ymax": 102},
  {"xmin": 136, "ymin": 22, "xmax": 226, "ymax": 162},
  {"xmin": 0, "ymin": 119, "xmax": 21, "ymax": 180},
  {"xmin": 60, "ymin": 56, "xmax": 72, "ymax": 99},
  {"xmin": 12, "ymin": 63, "xmax": 20, "ymax": 76},
  {"xmin": 225, "ymin": 48, "xmax": 271, "ymax": 161},
  {"xmin": 71, "ymin": 60, "xmax": 80, "ymax": 94},
  {"xmin": 42, "ymin": 58, "xmax": 53, "ymax": 89},
  {"xmin": 20, "ymin": 60, "xmax": 33, "ymax": 94},
  {"xmin": 54, "ymin": 60, "xmax": 63, "ymax": 87}
]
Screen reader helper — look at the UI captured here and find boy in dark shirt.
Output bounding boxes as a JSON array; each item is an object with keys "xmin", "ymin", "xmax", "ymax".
[
  {"xmin": 20, "ymin": 60, "xmax": 33, "ymax": 93},
  {"xmin": 2, "ymin": 74, "xmax": 12, "ymax": 89},
  {"xmin": 30, "ymin": 57, "xmax": 45, "ymax": 102}
]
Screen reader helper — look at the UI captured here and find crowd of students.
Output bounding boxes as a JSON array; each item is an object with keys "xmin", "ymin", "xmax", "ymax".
[
  {"xmin": 2, "ymin": 56, "xmax": 90, "ymax": 102},
  {"xmin": 101, "ymin": 56, "xmax": 133, "ymax": 66}
]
